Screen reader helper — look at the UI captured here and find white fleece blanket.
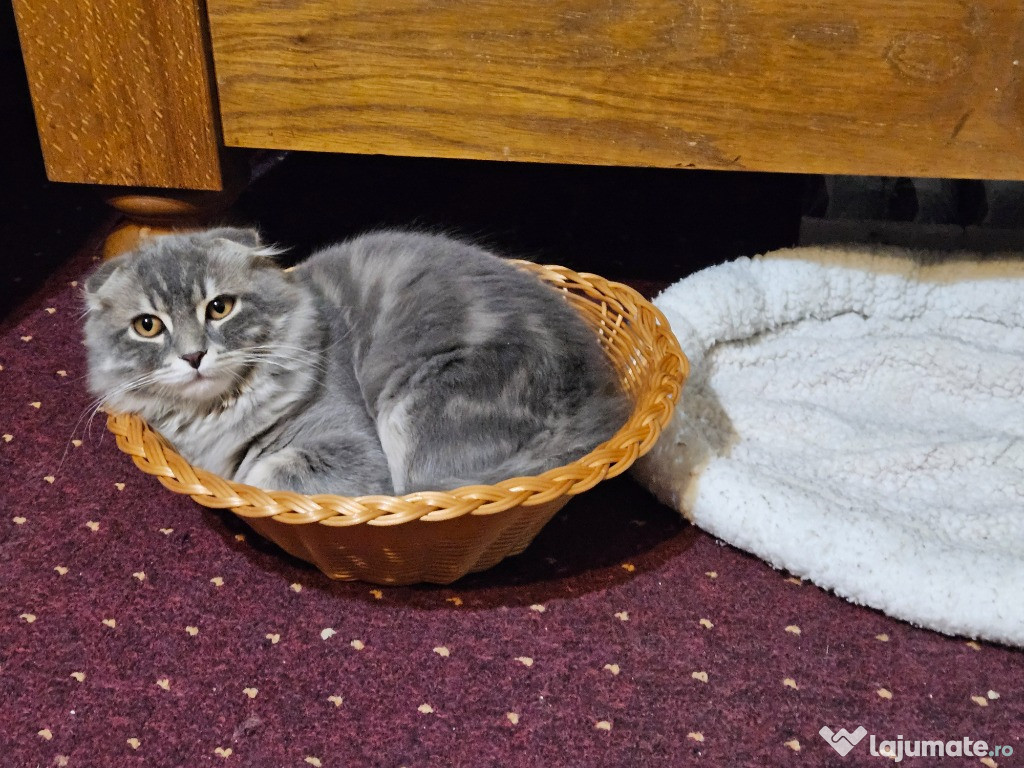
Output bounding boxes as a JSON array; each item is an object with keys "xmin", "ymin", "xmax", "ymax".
[{"xmin": 633, "ymin": 247, "xmax": 1024, "ymax": 647}]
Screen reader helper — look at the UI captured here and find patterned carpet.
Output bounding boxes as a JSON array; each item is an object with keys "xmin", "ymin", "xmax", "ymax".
[{"xmin": 2, "ymin": 236, "xmax": 1021, "ymax": 767}]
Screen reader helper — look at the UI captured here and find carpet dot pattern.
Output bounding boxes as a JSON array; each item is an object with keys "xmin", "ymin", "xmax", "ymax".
[{"xmin": 1, "ymin": 244, "xmax": 1021, "ymax": 766}]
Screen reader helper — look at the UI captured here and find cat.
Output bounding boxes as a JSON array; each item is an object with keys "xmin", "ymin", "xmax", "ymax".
[{"xmin": 83, "ymin": 228, "xmax": 630, "ymax": 496}]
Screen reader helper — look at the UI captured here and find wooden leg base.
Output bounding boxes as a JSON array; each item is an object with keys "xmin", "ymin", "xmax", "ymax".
[
  {"xmin": 102, "ymin": 222, "xmax": 177, "ymax": 260},
  {"xmin": 99, "ymin": 155, "xmax": 250, "ymax": 259}
]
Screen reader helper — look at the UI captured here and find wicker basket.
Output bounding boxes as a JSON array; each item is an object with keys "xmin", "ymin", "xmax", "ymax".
[{"xmin": 106, "ymin": 262, "xmax": 688, "ymax": 585}]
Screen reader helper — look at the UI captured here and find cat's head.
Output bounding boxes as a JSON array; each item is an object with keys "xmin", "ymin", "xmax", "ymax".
[{"xmin": 83, "ymin": 227, "xmax": 307, "ymax": 414}]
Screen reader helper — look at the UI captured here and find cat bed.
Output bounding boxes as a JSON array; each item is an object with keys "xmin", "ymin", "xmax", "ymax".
[
  {"xmin": 633, "ymin": 246, "xmax": 1024, "ymax": 647},
  {"xmin": 106, "ymin": 262, "xmax": 687, "ymax": 585}
]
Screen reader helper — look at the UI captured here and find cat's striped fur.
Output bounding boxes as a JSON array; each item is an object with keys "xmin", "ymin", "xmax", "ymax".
[{"xmin": 84, "ymin": 229, "xmax": 629, "ymax": 495}]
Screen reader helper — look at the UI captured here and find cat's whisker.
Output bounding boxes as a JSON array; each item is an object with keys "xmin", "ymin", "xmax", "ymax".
[
  {"xmin": 233, "ymin": 345, "xmax": 331, "ymax": 374},
  {"xmin": 59, "ymin": 398, "xmax": 108, "ymax": 470},
  {"xmin": 221, "ymin": 356, "xmax": 325, "ymax": 387},
  {"xmin": 233, "ymin": 351, "xmax": 326, "ymax": 373},
  {"xmin": 69, "ymin": 370, "xmax": 162, "ymax": 435},
  {"xmin": 225, "ymin": 350, "xmax": 322, "ymax": 368},
  {"xmin": 57, "ymin": 369, "xmax": 168, "ymax": 473},
  {"xmin": 248, "ymin": 341, "xmax": 342, "ymax": 356},
  {"xmin": 220, "ymin": 350, "xmax": 329, "ymax": 378}
]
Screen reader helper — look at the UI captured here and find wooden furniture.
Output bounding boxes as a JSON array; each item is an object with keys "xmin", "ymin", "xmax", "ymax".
[{"xmin": 13, "ymin": 0, "xmax": 1024, "ymax": 253}]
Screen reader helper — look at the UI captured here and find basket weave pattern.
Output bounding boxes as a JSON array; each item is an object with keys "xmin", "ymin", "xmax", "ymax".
[{"xmin": 106, "ymin": 263, "xmax": 688, "ymax": 584}]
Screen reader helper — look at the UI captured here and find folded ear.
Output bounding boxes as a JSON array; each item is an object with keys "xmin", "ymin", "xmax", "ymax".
[
  {"xmin": 207, "ymin": 226, "xmax": 287, "ymax": 267},
  {"xmin": 205, "ymin": 226, "xmax": 263, "ymax": 248},
  {"xmin": 84, "ymin": 259, "xmax": 120, "ymax": 296},
  {"xmin": 84, "ymin": 254, "xmax": 133, "ymax": 310}
]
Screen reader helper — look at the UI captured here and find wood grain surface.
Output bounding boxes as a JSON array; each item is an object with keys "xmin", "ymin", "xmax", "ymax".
[
  {"xmin": 13, "ymin": 0, "xmax": 224, "ymax": 190},
  {"xmin": 208, "ymin": 0, "xmax": 1024, "ymax": 179}
]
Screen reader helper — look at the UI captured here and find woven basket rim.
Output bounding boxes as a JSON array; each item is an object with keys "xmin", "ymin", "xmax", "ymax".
[{"xmin": 106, "ymin": 262, "xmax": 688, "ymax": 527}]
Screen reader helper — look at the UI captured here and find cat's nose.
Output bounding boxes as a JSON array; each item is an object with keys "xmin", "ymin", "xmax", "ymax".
[{"xmin": 181, "ymin": 350, "xmax": 207, "ymax": 369}]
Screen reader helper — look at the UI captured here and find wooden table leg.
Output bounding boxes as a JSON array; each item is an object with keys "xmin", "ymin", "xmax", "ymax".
[
  {"xmin": 101, "ymin": 190, "xmax": 236, "ymax": 260},
  {"xmin": 99, "ymin": 153, "xmax": 251, "ymax": 259},
  {"xmin": 12, "ymin": 0, "xmax": 245, "ymax": 259}
]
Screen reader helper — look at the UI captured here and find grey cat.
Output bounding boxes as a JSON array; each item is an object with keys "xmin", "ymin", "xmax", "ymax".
[{"xmin": 83, "ymin": 228, "xmax": 629, "ymax": 495}]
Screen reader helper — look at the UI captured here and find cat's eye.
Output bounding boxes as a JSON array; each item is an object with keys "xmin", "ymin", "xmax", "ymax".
[
  {"xmin": 131, "ymin": 314, "xmax": 164, "ymax": 338},
  {"xmin": 206, "ymin": 295, "xmax": 236, "ymax": 320}
]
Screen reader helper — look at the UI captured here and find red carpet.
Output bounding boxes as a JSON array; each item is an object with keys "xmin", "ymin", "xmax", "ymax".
[{"xmin": 2, "ymin": 239, "xmax": 1021, "ymax": 767}]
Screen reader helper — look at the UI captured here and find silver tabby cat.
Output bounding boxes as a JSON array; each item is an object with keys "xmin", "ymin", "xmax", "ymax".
[{"xmin": 84, "ymin": 229, "xmax": 629, "ymax": 495}]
